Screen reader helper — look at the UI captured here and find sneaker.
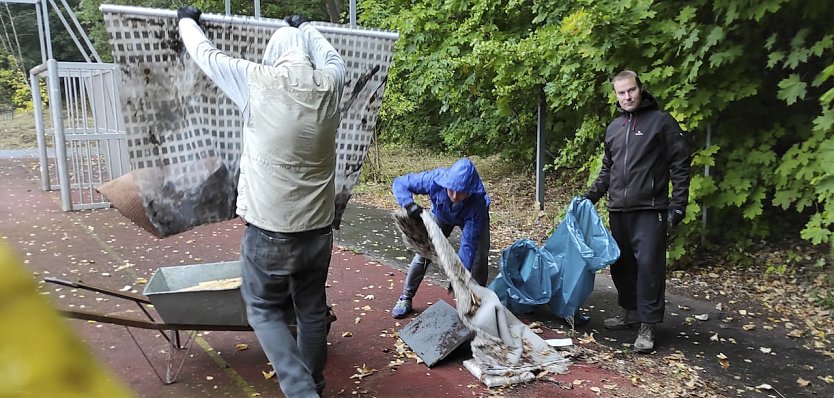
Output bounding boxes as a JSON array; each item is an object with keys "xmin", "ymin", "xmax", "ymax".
[
  {"xmin": 391, "ymin": 296, "xmax": 413, "ymax": 319},
  {"xmin": 634, "ymin": 323, "xmax": 655, "ymax": 353},
  {"xmin": 603, "ymin": 309, "xmax": 639, "ymax": 329}
]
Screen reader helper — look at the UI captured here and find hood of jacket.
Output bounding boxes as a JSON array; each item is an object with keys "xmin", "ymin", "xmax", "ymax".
[
  {"xmin": 433, "ymin": 158, "xmax": 486, "ymax": 195},
  {"xmin": 615, "ymin": 89, "xmax": 659, "ymax": 114},
  {"xmin": 262, "ymin": 27, "xmax": 311, "ymax": 67}
]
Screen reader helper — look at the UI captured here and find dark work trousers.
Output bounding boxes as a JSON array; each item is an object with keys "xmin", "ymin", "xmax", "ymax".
[
  {"xmin": 608, "ymin": 210, "xmax": 668, "ymax": 324},
  {"xmin": 240, "ymin": 223, "xmax": 332, "ymax": 398},
  {"xmin": 401, "ymin": 216, "xmax": 490, "ymax": 300}
]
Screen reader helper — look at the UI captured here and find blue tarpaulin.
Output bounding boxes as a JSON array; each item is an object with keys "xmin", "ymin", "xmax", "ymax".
[{"xmin": 489, "ymin": 197, "xmax": 620, "ymax": 318}]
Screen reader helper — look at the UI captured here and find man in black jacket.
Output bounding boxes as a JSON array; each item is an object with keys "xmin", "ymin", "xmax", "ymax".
[{"xmin": 584, "ymin": 70, "xmax": 690, "ymax": 353}]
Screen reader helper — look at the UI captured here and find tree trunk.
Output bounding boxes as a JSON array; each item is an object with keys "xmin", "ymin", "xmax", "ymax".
[{"xmin": 324, "ymin": 0, "xmax": 342, "ymax": 23}]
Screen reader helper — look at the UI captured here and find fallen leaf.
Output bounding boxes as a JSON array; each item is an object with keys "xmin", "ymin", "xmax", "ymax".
[
  {"xmin": 350, "ymin": 364, "xmax": 376, "ymax": 380},
  {"xmin": 355, "ymin": 317, "xmax": 361, "ymax": 324},
  {"xmin": 342, "ymin": 331, "xmax": 353, "ymax": 337},
  {"xmin": 694, "ymin": 314, "xmax": 709, "ymax": 321},
  {"xmin": 786, "ymin": 329, "xmax": 804, "ymax": 338},
  {"xmin": 797, "ymin": 378, "xmax": 810, "ymax": 387},
  {"xmin": 262, "ymin": 370, "xmax": 275, "ymax": 379},
  {"xmin": 759, "ymin": 347, "xmax": 772, "ymax": 354},
  {"xmin": 742, "ymin": 324, "xmax": 756, "ymax": 331},
  {"xmin": 235, "ymin": 343, "xmax": 249, "ymax": 351},
  {"xmin": 754, "ymin": 383, "xmax": 773, "ymax": 390},
  {"xmin": 716, "ymin": 353, "xmax": 730, "ymax": 369}
]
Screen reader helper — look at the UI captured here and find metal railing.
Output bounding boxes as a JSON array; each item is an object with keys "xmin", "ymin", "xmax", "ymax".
[{"xmin": 31, "ymin": 60, "xmax": 129, "ymax": 211}]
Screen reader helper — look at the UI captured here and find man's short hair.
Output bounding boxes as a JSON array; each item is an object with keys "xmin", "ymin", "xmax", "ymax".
[{"xmin": 612, "ymin": 70, "xmax": 642, "ymax": 89}]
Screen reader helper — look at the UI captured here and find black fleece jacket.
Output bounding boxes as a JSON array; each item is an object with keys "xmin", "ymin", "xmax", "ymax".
[{"xmin": 585, "ymin": 91, "xmax": 690, "ymax": 212}]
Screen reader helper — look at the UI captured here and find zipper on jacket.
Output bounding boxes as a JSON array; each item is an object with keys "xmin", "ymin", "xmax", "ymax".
[{"xmin": 623, "ymin": 113, "xmax": 632, "ymax": 206}]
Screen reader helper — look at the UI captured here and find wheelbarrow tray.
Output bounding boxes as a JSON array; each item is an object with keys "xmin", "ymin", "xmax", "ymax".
[{"xmin": 143, "ymin": 261, "xmax": 248, "ymax": 327}]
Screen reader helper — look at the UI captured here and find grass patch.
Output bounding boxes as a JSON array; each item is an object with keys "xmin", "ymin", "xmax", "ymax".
[{"xmin": 0, "ymin": 110, "xmax": 49, "ymax": 150}]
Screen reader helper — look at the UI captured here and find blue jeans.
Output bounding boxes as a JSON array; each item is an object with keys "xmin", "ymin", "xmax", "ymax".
[
  {"xmin": 240, "ymin": 224, "xmax": 332, "ymax": 398},
  {"xmin": 401, "ymin": 217, "xmax": 490, "ymax": 300}
]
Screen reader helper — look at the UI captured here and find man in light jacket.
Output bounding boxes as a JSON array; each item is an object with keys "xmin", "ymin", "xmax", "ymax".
[{"xmin": 177, "ymin": 7, "xmax": 345, "ymax": 397}]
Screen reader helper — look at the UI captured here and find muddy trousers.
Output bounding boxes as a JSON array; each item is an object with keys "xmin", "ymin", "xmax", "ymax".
[
  {"xmin": 401, "ymin": 217, "xmax": 490, "ymax": 300},
  {"xmin": 608, "ymin": 210, "xmax": 667, "ymax": 324},
  {"xmin": 240, "ymin": 224, "xmax": 332, "ymax": 398}
]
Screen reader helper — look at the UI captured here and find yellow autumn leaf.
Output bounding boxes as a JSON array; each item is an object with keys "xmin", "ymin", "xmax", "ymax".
[{"xmin": 797, "ymin": 378, "xmax": 810, "ymax": 387}]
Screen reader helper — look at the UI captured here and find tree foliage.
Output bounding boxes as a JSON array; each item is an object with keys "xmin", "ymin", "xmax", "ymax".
[
  {"xmin": 359, "ymin": 0, "xmax": 834, "ymax": 255},
  {"xmin": 0, "ymin": 53, "xmax": 42, "ymax": 111}
]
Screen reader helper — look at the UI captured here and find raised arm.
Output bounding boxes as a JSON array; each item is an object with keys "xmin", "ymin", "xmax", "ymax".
[
  {"xmin": 299, "ymin": 23, "xmax": 346, "ymax": 97},
  {"xmin": 178, "ymin": 18, "xmax": 255, "ymax": 112}
]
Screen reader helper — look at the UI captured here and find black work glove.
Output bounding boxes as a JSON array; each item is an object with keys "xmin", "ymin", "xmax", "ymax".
[
  {"xmin": 580, "ymin": 193, "xmax": 597, "ymax": 205},
  {"xmin": 405, "ymin": 203, "xmax": 423, "ymax": 219},
  {"xmin": 668, "ymin": 207, "xmax": 685, "ymax": 227},
  {"xmin": 177, "ymin": 6, "xmax": 202, "ymax": 22},
  {"xmin": 284, "ymin": 15, "xmax": 310, "ymax": 28}
]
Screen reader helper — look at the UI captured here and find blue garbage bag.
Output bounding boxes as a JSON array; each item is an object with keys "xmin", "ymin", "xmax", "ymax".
[
  {"xmin": 489, "ymin": 197, "xmax": 620, "ymax": 319},
  {"xmin": 488, "ymin": 239, "xmax": 556, "ymax": 314}
]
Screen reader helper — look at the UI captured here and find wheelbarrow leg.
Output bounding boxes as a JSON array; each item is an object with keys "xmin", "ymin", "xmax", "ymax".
[
  {"xmin": 165, "ymin": 329, "xmax": 196, "ymax": 384},
  {"xmin": 124, "ymin": 326, "xmax": 195, "ymax": 385}
]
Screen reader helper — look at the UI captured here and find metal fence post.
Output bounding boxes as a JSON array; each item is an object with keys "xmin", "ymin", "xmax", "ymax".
[
  {"xmin": 47, "ymin": 59, "xmax": 72, "ymax": 211},
  {"xmin": 30, "ymin": 69, "xmax": 51, "ymax": 191},
  {"xmin": 535, "ymin": 89, "xmax": 546, "ymax": 210}
]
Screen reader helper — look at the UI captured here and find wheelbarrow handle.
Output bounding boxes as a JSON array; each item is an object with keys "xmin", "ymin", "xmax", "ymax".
[
  {"xmin": 43, "ymin": 277, "xmax": 152, "ymax": 304},
  {"xmin": 44, "ymin": 277, "xmax": 79, "ymax": 288}
]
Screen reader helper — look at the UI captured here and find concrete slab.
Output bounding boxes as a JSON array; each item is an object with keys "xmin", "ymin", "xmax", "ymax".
[{"xmin": 398, "ymin": 299, "xmax": 474, "ymax": 367}]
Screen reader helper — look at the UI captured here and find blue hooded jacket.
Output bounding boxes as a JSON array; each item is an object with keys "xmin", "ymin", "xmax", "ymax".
[{"xmin": 392, "ymin": 158, "xmax": 490, "ymax": 270}]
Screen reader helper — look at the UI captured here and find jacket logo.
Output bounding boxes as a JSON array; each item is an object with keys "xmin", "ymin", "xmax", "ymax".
[{"xmin": 634, "ymin": 130, "xmax": 643, "ymax": 136}]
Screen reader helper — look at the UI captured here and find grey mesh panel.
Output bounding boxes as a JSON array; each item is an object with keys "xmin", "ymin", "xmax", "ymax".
[{"xmin": 103, "ymin": 10, "xmax": 396, "ymax": 236}]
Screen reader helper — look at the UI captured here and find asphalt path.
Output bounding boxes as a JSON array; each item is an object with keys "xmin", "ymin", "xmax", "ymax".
[{"xmin": 338, "ymin": 203, "xmax": 834, "ymax": 397}]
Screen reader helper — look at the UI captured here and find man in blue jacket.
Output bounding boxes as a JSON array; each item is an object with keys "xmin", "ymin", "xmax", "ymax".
[{"xmin": 390, "ymin": 157, "xmax": 491, "ymax": 318}]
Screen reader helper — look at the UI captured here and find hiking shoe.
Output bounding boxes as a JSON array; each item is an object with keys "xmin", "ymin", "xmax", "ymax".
[
  {"xmin": 634, "ymin": 323, "xmax": 655, "ymax": 353},
  {"xmin": 603, "ymin": 309, "xmax": 639, "ymax": 329},
  {"xmin": 391, "ymin": 296, "xmax": 413, "ymax": 319}
]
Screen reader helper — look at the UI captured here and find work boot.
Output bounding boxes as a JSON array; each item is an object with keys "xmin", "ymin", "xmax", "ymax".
[
  {"xmin": 603, "ymin": 309, "xmax": 639, "ymax": 329},
  {"xmin": 634, "ymin": 323, "xmax": 655, "ymax": 353},
  {"xmin": 391, "ymin": 296, "xmax": 413, "ymax": 319}
]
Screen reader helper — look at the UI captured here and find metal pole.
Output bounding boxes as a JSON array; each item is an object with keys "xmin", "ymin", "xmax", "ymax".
[
  {"xmin": 253, "ymin": 0, "xmax": 259, "ymax": 18},
  {"xmin": 47, "ymin": 0, "xmax": 91, "ymax": 62},
  {"xmin": 59, "ymin": 0, "xmax": 102, "ymax": 62},
  {"xmin": 349, "ymin": 0, "xmax": 356, "ymax": 28},
  {"xmin": 47, "ymin": 59, "xmax": 72, "ymax": 211},
  {"xmin": 30, "ymin": 69, "xmax": 50, "ymax": 191},
  {"xmin": 701, "ymin": 124, "xmax": 711, "ymax": 245},
  {"xmin": 41, "ymin": 0, "xmax": 53, "ymax": 60},
  {"xmin": 224, "ymin": 0, "xmax": 229, "ymax": 16},
  {"xmin": 35, "ymin": 0, "xmax": 46, "ymax": 64},
  {"xmin": 98, "ymin": 5, "xmax": 400, "ymax": 40},
  {"xmin": 535, "ymin": 89, "xmax": 546, "ymax": 210}
]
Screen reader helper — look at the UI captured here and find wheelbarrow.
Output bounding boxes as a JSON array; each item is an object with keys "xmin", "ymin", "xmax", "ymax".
[{"xmin": 45, "ymin": 261, "xmax": 337, "ymax": 384}]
